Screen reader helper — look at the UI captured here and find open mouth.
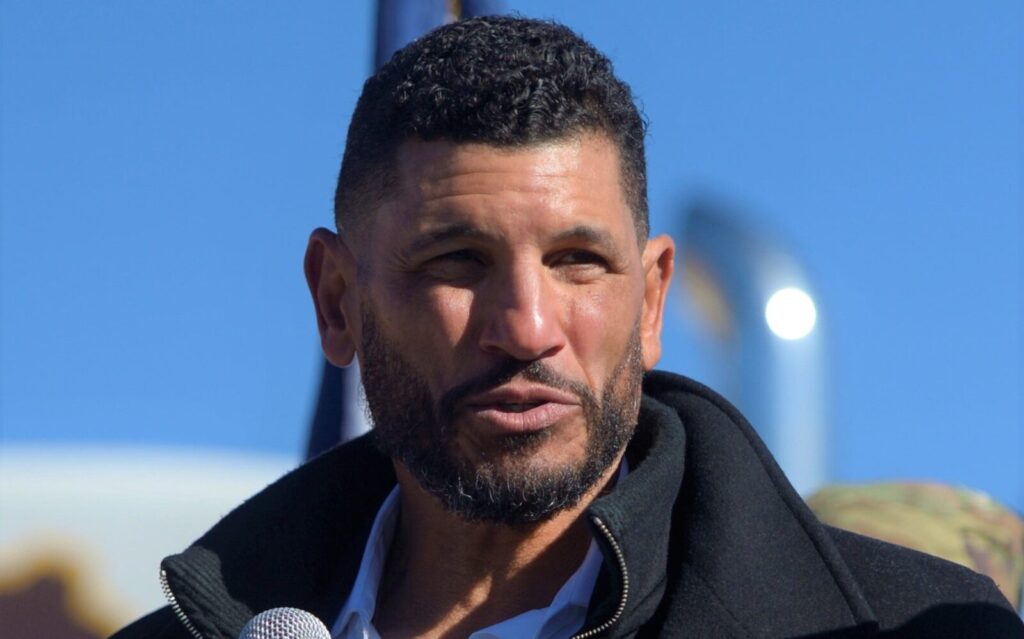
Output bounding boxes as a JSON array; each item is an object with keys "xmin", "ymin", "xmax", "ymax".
[
  {"xmin": 495, "ymin": 402, "xmax": 543, "ymax": 413},
  {"xmin": 458, "ymin": 382, "xmax": 581, "ymax": 434},
  {"xmin": 465, "ymin": 401, "xmax": 577, "ymax": 434}
]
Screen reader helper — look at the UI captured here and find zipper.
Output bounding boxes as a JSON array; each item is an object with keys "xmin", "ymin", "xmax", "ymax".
[
  {"xmin": 571, "ymin": 515, "xmax": 630, "ymax": 639},
  {"xmin": 156, "ymin": 517, "xmax": 627, "ymax": 639},
  {"xmin": 160, "ymin": 568, "xmax": 205, "ymax": 639}
]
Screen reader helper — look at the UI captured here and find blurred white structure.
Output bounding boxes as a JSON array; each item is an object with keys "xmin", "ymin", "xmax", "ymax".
[
  {"xmin": 0, "ymin": 445, "xmax": 296, "ymax": 633},
  {"xmin": 681, "ymin": 204, "xmax": 829, "ymax": 495}
]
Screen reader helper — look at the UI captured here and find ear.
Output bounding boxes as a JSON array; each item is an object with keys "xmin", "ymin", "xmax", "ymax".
[
  {"xmin": 304, "ymin": 227, "xmax": 359, "ymax": 367},
  {"xmin": 639, "ymin": 234, "xmax": 676, "ymax": 370}
]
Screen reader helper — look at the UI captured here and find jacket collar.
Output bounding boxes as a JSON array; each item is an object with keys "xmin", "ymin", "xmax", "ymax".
[
  {"xmin": 584, "ymin": 371, "xmax": 878, "ymax": 637},
  {"xmin": 162, "ymin": 371, "xmax": 879, "ymax": 638},
  {"xmin": 161, "ymin": 434, "xmax": 397, "ymax": 639}
]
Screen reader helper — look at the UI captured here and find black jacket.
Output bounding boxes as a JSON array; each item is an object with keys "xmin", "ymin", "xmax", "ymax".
[{"xmin": 112, "ymin": 372, "xmax": 1023, "ymax": 638}]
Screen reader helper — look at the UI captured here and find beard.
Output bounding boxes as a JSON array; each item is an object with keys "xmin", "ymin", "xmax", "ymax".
[{"xmin": 358, "ymin": 302, "xmax": 645, "ymax": 526}]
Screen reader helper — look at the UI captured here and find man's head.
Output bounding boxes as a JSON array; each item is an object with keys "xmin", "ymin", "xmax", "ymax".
[
  {"xmin": 335, "ymin": 15, "xmax": 650, "ymax": 241},
  {"xmin": 306, "ymin": 17, "xmax": 674, "ymax": 526}
]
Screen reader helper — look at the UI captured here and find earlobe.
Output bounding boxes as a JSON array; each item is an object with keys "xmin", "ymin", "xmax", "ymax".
[
  {"xmin": 639, "ymin": 234, "xmax": 676, "ymax": 370},
  {"xmin": 304, "ymin": 227, "xmax": 358, "ymax": 367}
]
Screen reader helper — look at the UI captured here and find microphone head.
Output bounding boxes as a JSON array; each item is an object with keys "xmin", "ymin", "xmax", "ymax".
[{"xmin": 238, "ymin": 607, "xmax": 331, "ymax": 639}]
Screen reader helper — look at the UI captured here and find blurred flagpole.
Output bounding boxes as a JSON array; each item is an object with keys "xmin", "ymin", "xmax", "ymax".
[
  {"xmin": 306, "ymin": 0, "xmax": 504, "ymax": 460},
  {"xmin": 681, "ymin": 201, "xmax": 829, "ymax": 495}
]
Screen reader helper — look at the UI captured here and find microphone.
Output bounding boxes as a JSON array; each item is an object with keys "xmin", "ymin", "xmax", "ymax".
[{"xmin": 238, "ymin": 607, "xmax": 331, "ymax": 639}]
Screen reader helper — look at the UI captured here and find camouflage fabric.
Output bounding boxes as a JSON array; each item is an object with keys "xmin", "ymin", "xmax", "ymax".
[{"xmin": 808, "ymin": 482, "xmax": 1024, "ymax": 611}]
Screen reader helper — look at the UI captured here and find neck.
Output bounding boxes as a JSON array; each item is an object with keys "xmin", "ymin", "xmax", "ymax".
[{"xmin": 373, "ymin": 457, "xmax": 622, "ymax": 639}]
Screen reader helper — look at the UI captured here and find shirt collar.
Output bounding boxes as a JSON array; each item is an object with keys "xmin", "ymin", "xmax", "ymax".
[
  {"xmin": 331, "ymin": 486, "xmax": 400, "ymax": 638},
  {"xmin": 332, "ymin": 460, "xmax": 628, "ymax": 639}
]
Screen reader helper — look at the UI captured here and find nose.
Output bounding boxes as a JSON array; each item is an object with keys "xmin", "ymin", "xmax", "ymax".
[{"xmin": 478, "ymin": 261, "xmax": 566, "ymax": 362}]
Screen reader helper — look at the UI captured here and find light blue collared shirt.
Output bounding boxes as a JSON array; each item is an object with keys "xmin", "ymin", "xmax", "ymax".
[{"xmin": 332, "ymin": 462, "xmax": 628, "ymax": 639}]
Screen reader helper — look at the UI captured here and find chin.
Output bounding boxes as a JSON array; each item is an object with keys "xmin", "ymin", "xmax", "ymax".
[{"xmin": 418, "ymin": 429, "xmax": 616, "ymax": 526}]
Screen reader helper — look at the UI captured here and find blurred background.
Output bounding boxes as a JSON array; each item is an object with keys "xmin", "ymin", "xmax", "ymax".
[{"xmin": 1, "ymin": 1, "xmax": 1021, "ymax": 634}]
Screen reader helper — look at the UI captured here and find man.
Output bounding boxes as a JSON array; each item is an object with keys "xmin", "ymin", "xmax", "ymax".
[{"xmin": 114, "ymin": 16, "xmax": 1022, "ymax": 639}]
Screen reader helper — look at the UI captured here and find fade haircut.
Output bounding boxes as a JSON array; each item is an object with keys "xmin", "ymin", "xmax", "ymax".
[{"xmin": 334, "ymin": 15, "xmax": 649, "ymax": 240}]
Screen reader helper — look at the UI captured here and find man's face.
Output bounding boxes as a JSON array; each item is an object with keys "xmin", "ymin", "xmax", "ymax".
[{"xmin": 319, "ymin": 134, "xmax": 672, "ymax": 524}]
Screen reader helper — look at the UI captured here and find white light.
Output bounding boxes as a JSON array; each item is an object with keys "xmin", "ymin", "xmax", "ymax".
[{"xmin": 765, "ymin": 288, "xmax": 817, "ymax": 340}]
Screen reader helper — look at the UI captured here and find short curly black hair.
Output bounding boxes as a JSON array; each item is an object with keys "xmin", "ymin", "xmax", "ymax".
[{"xmin": 335, "ymin": 15, "xmax": 649, "ymax": 240}]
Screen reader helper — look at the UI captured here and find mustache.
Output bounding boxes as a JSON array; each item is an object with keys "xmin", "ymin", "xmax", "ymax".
[{"xmin": 437, "ymin": 359, "xmax": 596, "ymax": 425}]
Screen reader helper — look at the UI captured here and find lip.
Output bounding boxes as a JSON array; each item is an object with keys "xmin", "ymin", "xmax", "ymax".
[{"xmin": 461, "ymin": 384, "xmax": 580, "ymax": 434}]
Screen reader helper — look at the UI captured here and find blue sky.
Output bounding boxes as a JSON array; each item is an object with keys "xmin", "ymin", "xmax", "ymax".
[{"xmin": 2, "ymin": 1, "xmax": 1020, "ymax": 510}]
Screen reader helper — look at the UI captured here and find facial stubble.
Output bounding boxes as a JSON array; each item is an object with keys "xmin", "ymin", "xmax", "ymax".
[{"xmin": 358, "ymin": 303, "xmax": 645, "ymax": 526}]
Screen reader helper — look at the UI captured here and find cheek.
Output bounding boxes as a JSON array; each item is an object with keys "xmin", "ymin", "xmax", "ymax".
[
  {"xmin": 380, "ymin": 284, "xmax": 475, "ymax": 375},
  {"xmin": 433, "ymin": 290, "xmax": 475, "ymax": 345},
  {"xmin": 566, "ymin": 282, "xmax": 643, "ymax": 384}
]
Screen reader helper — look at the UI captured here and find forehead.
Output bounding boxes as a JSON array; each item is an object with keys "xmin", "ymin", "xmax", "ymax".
[{"xmin": 372, "ymin": 135, "xmax": 635, "ymax": 243}]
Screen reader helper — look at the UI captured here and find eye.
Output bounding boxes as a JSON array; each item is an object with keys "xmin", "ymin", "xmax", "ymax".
[
  {"xmin": 552, "ymin": 250, "xmax": 608, "ymax": 268},
  {"xmin": 547, "ymin": 249, "xmax": 612, "ymax": 283},
  {"xmin": 435, "ymin": 249, "xmax": 481, "ymax": 263},
  {"xmin": 422, "ymin": 249, "xmax": 486, "ymax": 282}
]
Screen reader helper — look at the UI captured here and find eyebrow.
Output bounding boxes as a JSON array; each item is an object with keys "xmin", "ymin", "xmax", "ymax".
[
  {"xmin": 551, "ymin": 225, "xmax": 625, "ymax": 260},
  {"xmin": 399, "ymin": 222, "xmax": 625, "ymax": 261},
  {"xmin": 401, "ymin": 223, "xmax": 493, "ymax": 258}
]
